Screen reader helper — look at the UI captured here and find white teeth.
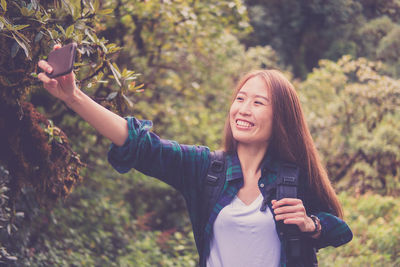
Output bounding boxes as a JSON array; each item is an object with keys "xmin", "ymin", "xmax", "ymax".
[{"xmin": 236, "ymin": 120, "xmax": 253, "ymax": 127}]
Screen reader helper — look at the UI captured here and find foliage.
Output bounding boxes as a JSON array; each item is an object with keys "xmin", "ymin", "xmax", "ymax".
[
  {"xmin": 300, "ymin": 56, "xmax": 400, "ymax": 196},
  {"xmin": 244, "ymin": 0, "xmax": 400, "ymax": 78},
  {"xmin": 318, "ymin": 193, "xmax": 400, "ymax": 266},
  {"xmin": 0, "ymin": 0, "xmax": 138, "ymax": 262},
  {"xmin": 0, "ymin": 166, "xmax": 19, "ymax": 264},
  {"xmin": 1, "ymin": 0, "xmax": 400, "ymax": 266},
  {"xmin": 0, "ymin": 0, "xmax": 281, "ymax": 265},
  {"xmin": 0, "ymin": 0, "xmax": 135, "ymax": 204},
  {"xmin": 93, "ymin": 0, "xmax": 254, "ymax": 147}
]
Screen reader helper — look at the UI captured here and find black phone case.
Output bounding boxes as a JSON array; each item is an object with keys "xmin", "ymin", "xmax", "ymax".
[{"xmin": 46, "ymin": 43, "xmax": 77, "ymax": 78}]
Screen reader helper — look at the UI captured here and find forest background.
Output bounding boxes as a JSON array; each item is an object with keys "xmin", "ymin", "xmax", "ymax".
[{"xmin": 0, "ymin": 0, "xmax": 399, "ymax": 266}]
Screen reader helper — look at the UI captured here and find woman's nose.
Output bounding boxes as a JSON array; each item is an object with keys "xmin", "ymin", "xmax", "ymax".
[{"xmin": 238, "ymin": 102, "xmax": 252, "ymax": 116}]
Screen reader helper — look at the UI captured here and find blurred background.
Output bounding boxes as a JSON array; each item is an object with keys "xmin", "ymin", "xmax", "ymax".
[{"xmin": 0, "ymin": 0, "xmax": 399, "ymax": 266}]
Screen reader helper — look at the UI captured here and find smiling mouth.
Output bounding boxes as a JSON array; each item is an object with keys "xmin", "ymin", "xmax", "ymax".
[{"xmin": 236, "ymin": 119, "xmax": 254, "ymax": 128}]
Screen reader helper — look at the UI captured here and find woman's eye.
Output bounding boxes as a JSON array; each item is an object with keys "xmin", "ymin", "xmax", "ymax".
[
  {"xmin": 236, "ymin": 96, "xmax": 244, "ymax": 101},
  {"xmin": 255, "ymin": 101, "xmax": 264, "ymax": 105}
]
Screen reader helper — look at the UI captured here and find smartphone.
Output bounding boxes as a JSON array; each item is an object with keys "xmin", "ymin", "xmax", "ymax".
[{"xmin": 46, "ymin": 43, "xmax": 77, "ymax": 78}]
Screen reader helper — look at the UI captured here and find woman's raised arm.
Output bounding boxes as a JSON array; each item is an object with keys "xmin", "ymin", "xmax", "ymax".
[{"xmin": 37, "ymin": 44, "xmax": 128, "ymax": 146}]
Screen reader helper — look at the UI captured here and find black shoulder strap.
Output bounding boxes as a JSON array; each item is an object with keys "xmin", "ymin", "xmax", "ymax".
[
  {"xmin": 199, "ymin": 150, "xmax": 226, "ymax": 266},
  {"xmin": 276, "ymin": 162, "xmax": 302, "ymax": 262},
  {"xmin": 202, "ymin": 150, "xmax": 226, "ymax": 225},
  {"xmin": 276, "ymin": 162, "xmax": 299, "ymax": 200}
]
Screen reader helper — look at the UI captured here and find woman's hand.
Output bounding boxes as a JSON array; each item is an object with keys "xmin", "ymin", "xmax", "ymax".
[
  {"xmin": 271, "ymin": 198, "xmax": 318, "ymax": 235},
  {"xmin": 37, "ymin": 44, "xmax": 78, "ymax": 105}
]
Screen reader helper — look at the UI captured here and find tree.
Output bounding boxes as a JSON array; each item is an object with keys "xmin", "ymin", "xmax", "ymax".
[
  {"xmin": 243, "ymin": 0, "xmax": 400, "ymax": 78},
  {"xmin": 300, "ymin": 56, "xmax": 400, "ymax": 196},
  {"xmin": 0, "ymin": 0, "xmax": 136, "ymax": 263}
]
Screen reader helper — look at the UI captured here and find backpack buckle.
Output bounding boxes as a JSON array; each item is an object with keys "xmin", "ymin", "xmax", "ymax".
[
  {"xmin": 206, "ymin": 174, "xmax": 219, "ymax": 185},
  {"xmin": 283, "ymin": 176, "xmax": 296, "ymax": 185},
  {"xmin": 211, "ymin": 160, "xmax": 224, "ymax": 172}
]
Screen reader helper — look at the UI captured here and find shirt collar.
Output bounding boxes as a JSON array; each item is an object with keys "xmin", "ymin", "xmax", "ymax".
[{"xmin": 225, "ymin": 150, "xmax": 279, "ymax": 182}]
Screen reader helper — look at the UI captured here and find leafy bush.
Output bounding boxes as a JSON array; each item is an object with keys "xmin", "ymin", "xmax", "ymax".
[
  {"xmin": 300, "ymin": 56, "xmax": 400, "ymax": 196},
  {"xmin": 319, "ymin": 193, "xmax": 400, "ymax": 266}
]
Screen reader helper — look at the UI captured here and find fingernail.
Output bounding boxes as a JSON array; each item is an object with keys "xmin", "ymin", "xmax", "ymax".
[{"xmin": 48, "ymin": 67, "xmax": 52, "ymax": 72}]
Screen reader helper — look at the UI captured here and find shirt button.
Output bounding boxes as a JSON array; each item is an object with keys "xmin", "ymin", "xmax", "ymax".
[{"xmin": 259, "ymin": 183, "xmax": 265, "ymax": 188}]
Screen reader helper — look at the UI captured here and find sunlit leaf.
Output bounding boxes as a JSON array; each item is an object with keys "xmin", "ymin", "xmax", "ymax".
[
  {"xmin": 1, "ymin": 0, "xmax": 7, "ymax": 12},
  {"xmin": 93, "ymin": 0, "xmax": 100, "ymax": 12},
  {"xmin": 57, "ymin": 25, "xmax": 66, "ymax": 35},
  {"xmin": 11, "ymin": 42, "xmax": 20, "ymax": 58},
  {"xmin": 98, "ymin": 9, "xmax": 114, "ymax": 15},
  {"xmin": 106, "ymin": 91, "xmax": 118, "ymax": 101},
  {"xmin": 13, "ymin": 24, "xmax": 30, "ymax": 31},
  {"xmin": 5, "ymin": 256, "xmax": 17, "ymax": 261},
  {"xmin": 12, "ymin": 33, "xmax": 31, "ymax": 60},
  {"xmin": 34, "ymin": 31, "xmax": 43, "ymax": 43},
  {"xmin": 108, "ymin": 61, "xmax": 121, "ymax": 87},
  {"xmin": 66, "ymin": 25, "xmax": 74, "ymax": 38},
  {"xmin": 122, "ymin": 94, "xmax": 133, "ymax": 108}
]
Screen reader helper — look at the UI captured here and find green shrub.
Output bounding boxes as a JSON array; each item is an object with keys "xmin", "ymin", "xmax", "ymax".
[{"xmin": 319, "ymin": 193, "xmax": 400, "ymax": 266}]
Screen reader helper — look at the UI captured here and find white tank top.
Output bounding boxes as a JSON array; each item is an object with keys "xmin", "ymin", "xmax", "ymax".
[{"xmin": 206, "ymin": 194, "xmax": 281, "ymax": 267}]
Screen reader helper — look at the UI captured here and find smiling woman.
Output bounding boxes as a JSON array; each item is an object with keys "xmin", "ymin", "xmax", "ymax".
[
  {"xmin": 37, "ymin": 54, "xmax": 352, "ymax": 266},
  {"xmin": 229, "ymin": 75, "xmax": 274, "ymax": 149}
]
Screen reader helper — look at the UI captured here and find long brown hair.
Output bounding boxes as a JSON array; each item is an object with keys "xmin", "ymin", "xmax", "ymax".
[{"xmin": 223, "ymin": 69, "xmax": 343, "ymax": 218}]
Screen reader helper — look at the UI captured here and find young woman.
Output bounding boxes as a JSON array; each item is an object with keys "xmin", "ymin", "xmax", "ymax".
[{"xmin": 38, "ymin": 45, "xmax": 352, "ymax": 267}]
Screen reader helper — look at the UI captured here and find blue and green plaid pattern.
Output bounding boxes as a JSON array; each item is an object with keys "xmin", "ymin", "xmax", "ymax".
[{"xmin": 108, "ymin": 117, "xmax": 353, "ymax": 267}]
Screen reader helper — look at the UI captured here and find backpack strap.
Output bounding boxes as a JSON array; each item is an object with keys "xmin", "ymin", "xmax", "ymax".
[
  {"xmin": 202, "ymin": 150, "xmax": 226, "ymax": 225},
  {"xmin": 276, "ymin": 162, "xmax": 302, "ymax": 262},
  {"xmin": 199, "ymin": 150, "xmax": 226, "ymax": 266}
]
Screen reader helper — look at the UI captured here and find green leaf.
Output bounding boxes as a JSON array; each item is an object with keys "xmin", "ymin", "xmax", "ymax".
[
  {"xmin": 57, "ymin": 25, "xmax": 66, "ymax": 35},
  {"xmin": 5, "ymin": 255, "xmax": 17, "ymax": 261},
  {"xmin": 20, "ymin": 7, "xmax": 34, "ymax": 16},
  {"xmin": 98, "ymin": 9, "xmax": 114, "ymax": 15},
  {"xmin": 34, "ymin": 31, "xmax": 43, "ymax": 43},
  {"xmin": 0, "ymin": 16, "xmax": 11, "ymax": 30},
  {"xmin": 122, "ymin": 94, "xmax": 134, "ymax": 108},
  {"xmin": 106, "ymin": 91, "xmax": 118, "ymax": 101},
  {"xmin": 13, "ymin": 24, "xmax": 30, "ymax": 31},
  {"xmin": 11, "ymin": 41, "xmax": 20, "ymax": 58},
  {"xmin": 66, "ymin": 25, "xmax": 74, "ymax": 38},
  {"xmin": 12, "ymin": 33, "xmax": 31, "ymax": 60},
  {"xmin": 1, "ymin": 0, "xmax": 7, "ymax": 12},
  {"xmin": 54, "ymin": 136, "xmax": 63, "ymax": 144},
  {"xmin": 85, "ymin": 28, "xmax": 98, "ymax": 43},
  {"xmin": 108, "ymin": 61, "xmax": 122, "ymax": 87},
  {"xmin": 93, "ymin": 0, "xmax": 100, "ymax": 12}
]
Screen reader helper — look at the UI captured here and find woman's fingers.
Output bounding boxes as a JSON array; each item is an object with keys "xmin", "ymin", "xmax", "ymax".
[
  {"xmin": 271, "ymin": 198, "xmax": 303, "ymax": 209},
  {"xmin": 37, "ymin": 72, "xmax": 53, "ymax": 84},
  {"xmin": 38, "ymin": 60, "xmax": 53, "ymax": 73},
  {"xmin": 37, "ymin": 73, "xmax": 59, "ymax": 92},
  {"xmin": 271, "ymin": 198, "xmax": 316, "ymax": 232},
  {"xmin": 275, "ymin": 212, "xmax": 305, "ymax": 221},
  {"xmin": 274, "ymin": 204, "xmax": 305, "ymax": 215}
]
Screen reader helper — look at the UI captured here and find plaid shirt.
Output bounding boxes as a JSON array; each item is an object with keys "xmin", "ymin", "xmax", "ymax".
[{"xmin": 108, "ymin": 117, "xmax": 353, "ymax": 267}]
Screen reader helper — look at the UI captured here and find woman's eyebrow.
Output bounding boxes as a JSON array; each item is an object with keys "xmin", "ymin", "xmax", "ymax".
[
  {"xmin": 238, "ymin": 91, "xmax": 269, "ymax": 101},
  {"xmin": 255, "ymin": 95, "xmax": 270, "ymax": 101}
]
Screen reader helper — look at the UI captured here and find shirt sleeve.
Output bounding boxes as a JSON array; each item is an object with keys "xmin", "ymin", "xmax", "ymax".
[
  {"xmin": 299, "ymin": 174, "xmax": 353, "ymax": 249},
  {"xmin": 313, "ymin": 211, "xmax": 353, "ymax": 249},
  {"xmin": 107, "ymin": 116, "xmax": 211, "ymax": 200}
]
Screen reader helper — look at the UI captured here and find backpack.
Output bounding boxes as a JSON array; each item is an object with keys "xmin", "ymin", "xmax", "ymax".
[{"xmin": 201, "ymin": 151, "xmax": 318, "ymax": 267}]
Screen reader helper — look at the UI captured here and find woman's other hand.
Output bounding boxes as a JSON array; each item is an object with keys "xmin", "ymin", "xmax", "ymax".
[
  {"xmin": 37, "ymin": 44, "xmax": 78, "ymax": 105},
  {"xmin": 271, "ymin": 198, "xmax": 319, "ymax": 236}
]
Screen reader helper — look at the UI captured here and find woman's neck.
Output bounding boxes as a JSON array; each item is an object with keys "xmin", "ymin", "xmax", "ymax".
[{"xmin": 237, "ymin": 143, "xmax": 268, "ymax": 179}]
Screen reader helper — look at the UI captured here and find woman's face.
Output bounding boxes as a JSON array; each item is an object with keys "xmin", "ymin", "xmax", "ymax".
[{"xmin": 229, "ymin": 75, "xmax": 273, "ymax": 149}]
